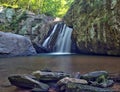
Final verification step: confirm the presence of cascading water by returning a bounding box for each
[55,24,72,52]
[42,23,73,53]
[42,24,58,48]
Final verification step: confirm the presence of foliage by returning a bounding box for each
[10,10,27,33]
[0,0,74,17]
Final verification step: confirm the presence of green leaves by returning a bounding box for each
[0,0,74,17]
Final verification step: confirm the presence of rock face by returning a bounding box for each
[18,13,55,44]
[64,0,120,55]
[0,7,58,53]
[0,31,36,57]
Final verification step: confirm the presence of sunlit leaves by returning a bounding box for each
[0,0,74,17]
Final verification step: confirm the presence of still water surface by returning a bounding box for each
[0,54,120,92]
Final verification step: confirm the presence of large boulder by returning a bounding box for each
[64,0,120,55]
[0,31,36,57]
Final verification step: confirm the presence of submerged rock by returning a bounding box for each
[64,0,120,55]
[0,31,36,57]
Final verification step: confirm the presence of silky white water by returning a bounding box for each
[42,23,73,53]
[42,24,58,48]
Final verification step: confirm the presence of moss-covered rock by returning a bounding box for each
[66,83,114,92]
[64,0,120,55]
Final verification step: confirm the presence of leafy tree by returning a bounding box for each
[0,0,74,17]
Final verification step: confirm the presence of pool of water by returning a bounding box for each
[0,54,120,92]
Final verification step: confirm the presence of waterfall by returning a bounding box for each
[42,23,73,53]
[55,24,72,52]
[42,24,58,47]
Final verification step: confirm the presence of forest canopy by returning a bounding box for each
[0,0,74,17]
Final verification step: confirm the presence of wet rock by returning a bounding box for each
[57,77,88,86]
[81,71,114,88]
[8,74,49,90]
[91,79,114,88]
[8,70,116,92]
[32,70,71,83]
[81,71,108,82]
[66,82,114,92]
[0,31,36,57]
[32,43,50,53]
[100,80,114,88]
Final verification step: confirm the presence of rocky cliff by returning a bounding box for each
[0,7,58,54]
[64,0,120,55]
[0,7,55,45]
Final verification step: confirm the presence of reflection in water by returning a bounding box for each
[54,56,72,73]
